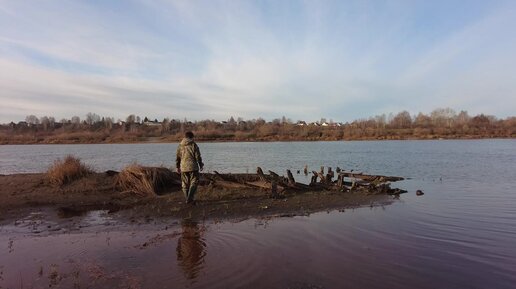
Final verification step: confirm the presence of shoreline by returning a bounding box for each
[1,135,514,146]
[0,172,399,231]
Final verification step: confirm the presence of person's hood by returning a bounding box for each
[181,138,194,146]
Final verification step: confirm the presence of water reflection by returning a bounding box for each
[176,220,207,281]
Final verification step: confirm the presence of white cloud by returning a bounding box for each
[1,1,515,123]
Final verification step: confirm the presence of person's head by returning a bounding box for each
[185,131,194,139]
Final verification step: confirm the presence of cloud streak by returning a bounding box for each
[1,0,515,123]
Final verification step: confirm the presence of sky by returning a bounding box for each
[1,0,515,123]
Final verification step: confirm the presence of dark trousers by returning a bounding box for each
[181,171,199,202]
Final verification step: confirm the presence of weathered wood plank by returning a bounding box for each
[270,172,279,198]
[338,172,404,182]
[286,170,296,187]
[257,167,268,182]
[316,171,327,184]
[310,171,318,186]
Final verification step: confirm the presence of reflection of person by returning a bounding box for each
[176,221,206,281]
[176,131,204,204]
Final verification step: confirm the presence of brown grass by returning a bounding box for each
[47,155,93,185]
[116,164,178,196]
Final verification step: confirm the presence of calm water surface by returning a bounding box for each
[0,140,515,288]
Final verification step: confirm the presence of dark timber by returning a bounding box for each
[202,166,406,198]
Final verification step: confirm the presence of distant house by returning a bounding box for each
[296,121,307,126]
[143,120,161,126]
[321,122,329,127]
[309,122,320,126]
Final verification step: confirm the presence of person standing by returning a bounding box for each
[176,131,204,204]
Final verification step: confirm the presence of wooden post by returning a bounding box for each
[286,170,296,187]
[325,167,334,184]
[257,167,267,182]
[326,173,333,184]
[316,171,327,184]
[310,171,318,186]
[271,174,278,198]
[337,174,344,188]
[268,170,280,179]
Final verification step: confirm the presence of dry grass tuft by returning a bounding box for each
[116,164,177,196]
[47,155,93,185]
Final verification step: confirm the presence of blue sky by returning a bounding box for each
[1,0,515,123]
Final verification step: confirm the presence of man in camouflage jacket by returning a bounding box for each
[176,131,204,204]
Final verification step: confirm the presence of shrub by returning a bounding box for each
[47,155,93,185]
[116,164,177,196]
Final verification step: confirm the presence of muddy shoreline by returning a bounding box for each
[0,172,398,233]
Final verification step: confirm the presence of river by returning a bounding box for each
[0,140,515,288]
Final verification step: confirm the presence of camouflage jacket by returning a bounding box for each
[176,138,203,172]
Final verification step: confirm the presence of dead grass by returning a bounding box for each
[47,155,93,185]
[116,164,178,196]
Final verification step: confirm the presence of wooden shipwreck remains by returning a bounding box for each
[116,165,407,197]
[202,166,407,198]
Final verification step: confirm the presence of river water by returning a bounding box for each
[0,140,515,288]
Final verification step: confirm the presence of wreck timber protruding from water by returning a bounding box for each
[201,167,406,197]
[117,165,407,197]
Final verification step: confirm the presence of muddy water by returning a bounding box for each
[1,140,516,288]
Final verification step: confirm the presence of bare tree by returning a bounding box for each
[103,117,114,129]
[431,108,456,128]
[161,118,170,134]
[374,114,387,129]
[126,114,136,124]
[391,111,412,128]
[85,112,101,126]
[48,117,55,128]
[25,115,39,125]
[40,116,50,131]
[414,112,431,128]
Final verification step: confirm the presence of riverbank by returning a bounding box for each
[0,171,398,232]
[1,134,514,145]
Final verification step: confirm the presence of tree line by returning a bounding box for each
[1,108,514,144]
